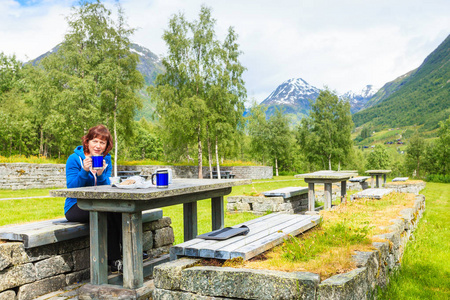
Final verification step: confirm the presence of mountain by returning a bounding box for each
[363,69,415,109]
[258,78,377,123]
[340,85,378,113]
[353,34,450,131]
[29,43,164,121]
[260,78,320,121]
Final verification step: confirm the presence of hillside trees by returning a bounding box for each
[151,6,246,178]
[34,0,143,169]
[296,89,354,170]
[0,53,36,156]
[247,102,292,176]
[366,144,390,170]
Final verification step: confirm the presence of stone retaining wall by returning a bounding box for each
[0,217,174,300]
[152,195,426,299]
[227,193,309,215]
[384,181,426,195]
[0,163,272,190]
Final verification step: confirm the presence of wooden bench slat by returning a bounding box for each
[0,209,163,248]
[198,214,302,258]
[230,216,320,260]
[171,213,283,258]
[214,215,317,259]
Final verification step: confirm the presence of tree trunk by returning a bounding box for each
[197,125,202,179]
[113,94,118,178]
[206,125,213,179]
[275,157,279,177]
[39,128,44,156]
[328,154,332,170]
[207,134,213,179]
[215,135,221,179]
[338,161,341,171]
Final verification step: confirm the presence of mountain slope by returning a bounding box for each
[353,34,450,130]
[29,43,164,121]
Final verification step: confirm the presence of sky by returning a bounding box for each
[1,0,449,103]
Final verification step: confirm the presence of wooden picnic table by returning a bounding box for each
[366,170,392,188]
[50,178,251,298]
[295,171,354,211]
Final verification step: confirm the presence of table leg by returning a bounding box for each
[122,212,143,289]
[211,196,224,231]
[308,183,315,211]
[324,183,332,210]
[383,174,387,187]
[371,176,375,188]
[340,180,347,203]
[376,175,380,188]
[89,211,108,285]
[183,202,198,241]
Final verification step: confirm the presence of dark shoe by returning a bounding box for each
[109,259,123,273]
[143,252,149,261]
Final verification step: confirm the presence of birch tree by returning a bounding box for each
[297,89,353,170]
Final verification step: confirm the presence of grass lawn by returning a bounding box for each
[0,177,448,298]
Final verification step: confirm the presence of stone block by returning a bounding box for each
[0,290,16,300]
[352,251,379,294]
[0,263,36,292]
[372,241,390,288]
[72,248,90,271]
[180,266,320,300]
[147,245,172,258]
[143,216,172,231]
[0,242,29,271]
[154,227,174,248]
[153,288,236,299]
[143,230,154,251]
[17,274,66,300]
[25,243,57,263]
[66,268,90,285]
[153,258,202,290]
[318,268,369,300]
[35,253,73,280]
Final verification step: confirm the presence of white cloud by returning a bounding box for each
[1,0,449,101]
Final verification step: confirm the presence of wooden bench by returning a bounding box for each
[211,171,235,179]
[0,209,163,248]
[348,176,370,183]
[170,212,321,261]
[392,177,409,182]
[262,186,309,198]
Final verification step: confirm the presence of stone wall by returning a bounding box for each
[0,217,174,300]
[152,195,426,299]
[0,163,272,190]
[227,193,309,215]
[385,181,426,195]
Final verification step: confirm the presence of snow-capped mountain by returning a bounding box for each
[261,78,320,108]
[340,85,378,113]
[258,78,378,123]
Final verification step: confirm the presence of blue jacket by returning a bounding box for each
[64,145,112,214]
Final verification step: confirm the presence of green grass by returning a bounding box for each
[0,197,65,226]
[379,182,450,299]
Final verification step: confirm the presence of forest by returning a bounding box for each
[0,1,448,182]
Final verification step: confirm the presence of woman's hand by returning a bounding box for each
[96,160,107,176]
[82,156,92,172]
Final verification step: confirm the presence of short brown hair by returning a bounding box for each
[82,124,113,156]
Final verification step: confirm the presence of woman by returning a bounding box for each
[64,124,123,272]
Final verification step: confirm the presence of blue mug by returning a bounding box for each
[91,156,103,170]
[152,170,169,188]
